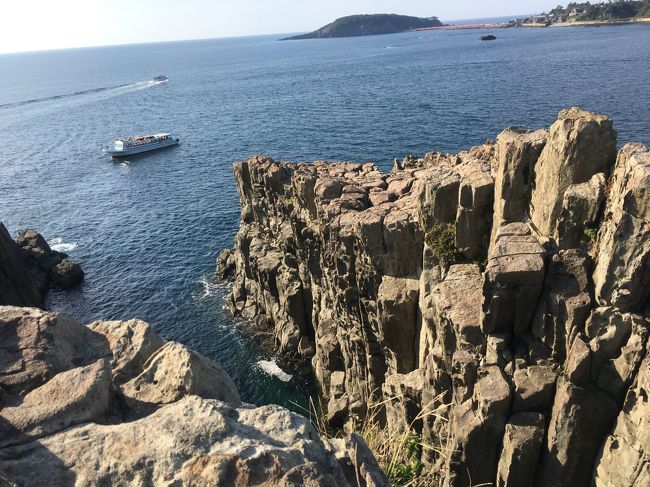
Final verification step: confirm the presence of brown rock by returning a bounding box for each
[529,108,617,243]
[121,341,241,406]
[491,127,547,248]
[496,412,545,487]
[593,143,650,311]
[482,223,546,336]
[0,306,109,396]
[89,319,165,384]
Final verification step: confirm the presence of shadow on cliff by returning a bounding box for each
[0,416,77,486]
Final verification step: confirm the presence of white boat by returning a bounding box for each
[104,133,179,158]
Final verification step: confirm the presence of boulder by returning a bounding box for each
[0,396,362,487]
[0,306,386,486]
[0,359,111,448]
[121,341,241,406]
[0,306,109,396]
[89,319,165,384]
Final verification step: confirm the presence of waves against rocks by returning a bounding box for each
[218,107,650,486]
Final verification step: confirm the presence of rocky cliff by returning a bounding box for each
[218,107,650,486]
[0,223,83,308]
[0,306,387,486]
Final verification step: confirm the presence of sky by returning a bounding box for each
[0,0,569,54]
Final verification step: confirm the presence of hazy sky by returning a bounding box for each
[0,1,566,54]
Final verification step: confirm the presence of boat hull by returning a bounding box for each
[105,138,179,158]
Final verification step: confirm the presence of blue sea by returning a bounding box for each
[1,25,649,409]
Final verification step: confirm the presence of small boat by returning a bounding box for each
[153,75,169,83]
[481,35,497,41]
[104,133,179,158]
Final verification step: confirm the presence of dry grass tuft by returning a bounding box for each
[294,392,453,486]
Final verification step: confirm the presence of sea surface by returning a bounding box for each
[1,25,649,409]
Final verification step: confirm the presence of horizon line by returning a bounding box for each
[0,12,534,56]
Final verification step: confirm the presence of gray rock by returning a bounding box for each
[490,127,546,248]
[496,412,545,487]
[529,107,617,244]
[593,143,650,311]
[482,223,546,336]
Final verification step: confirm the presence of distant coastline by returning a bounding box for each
[281,14,444,40]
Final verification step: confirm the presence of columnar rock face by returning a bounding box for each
[0,224,84,308]
[490,127,546,248]
[529,107,617,245]
[593,143,650,311]
[0,306,387,486]
[218,108,650,486]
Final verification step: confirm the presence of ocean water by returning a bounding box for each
[1,25,649,409]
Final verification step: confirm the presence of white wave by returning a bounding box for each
[198,276,221,298]
[257,360,292,382]
[50,238,78,253]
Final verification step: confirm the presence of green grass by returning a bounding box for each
[423,222,462,269]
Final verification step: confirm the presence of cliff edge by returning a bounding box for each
[218,107,650,486]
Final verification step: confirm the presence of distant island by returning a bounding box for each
[282,14,444,40]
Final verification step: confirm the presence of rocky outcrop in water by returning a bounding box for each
[0,306,387,486]
[0,224,83,308]
[218,107,650,486]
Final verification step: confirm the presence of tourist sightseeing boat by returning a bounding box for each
[104,133,179,158]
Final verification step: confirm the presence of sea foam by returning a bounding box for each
[257,360,292,382]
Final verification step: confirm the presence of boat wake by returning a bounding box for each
[0,79,162,110]
[257,360,293,382]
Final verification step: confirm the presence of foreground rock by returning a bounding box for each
[218,108,650,485]
[0,224,83,308]
[0,306,387,486]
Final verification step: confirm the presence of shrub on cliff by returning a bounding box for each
[423,222,461,269]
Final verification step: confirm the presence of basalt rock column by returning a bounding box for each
[529,108,616,245]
